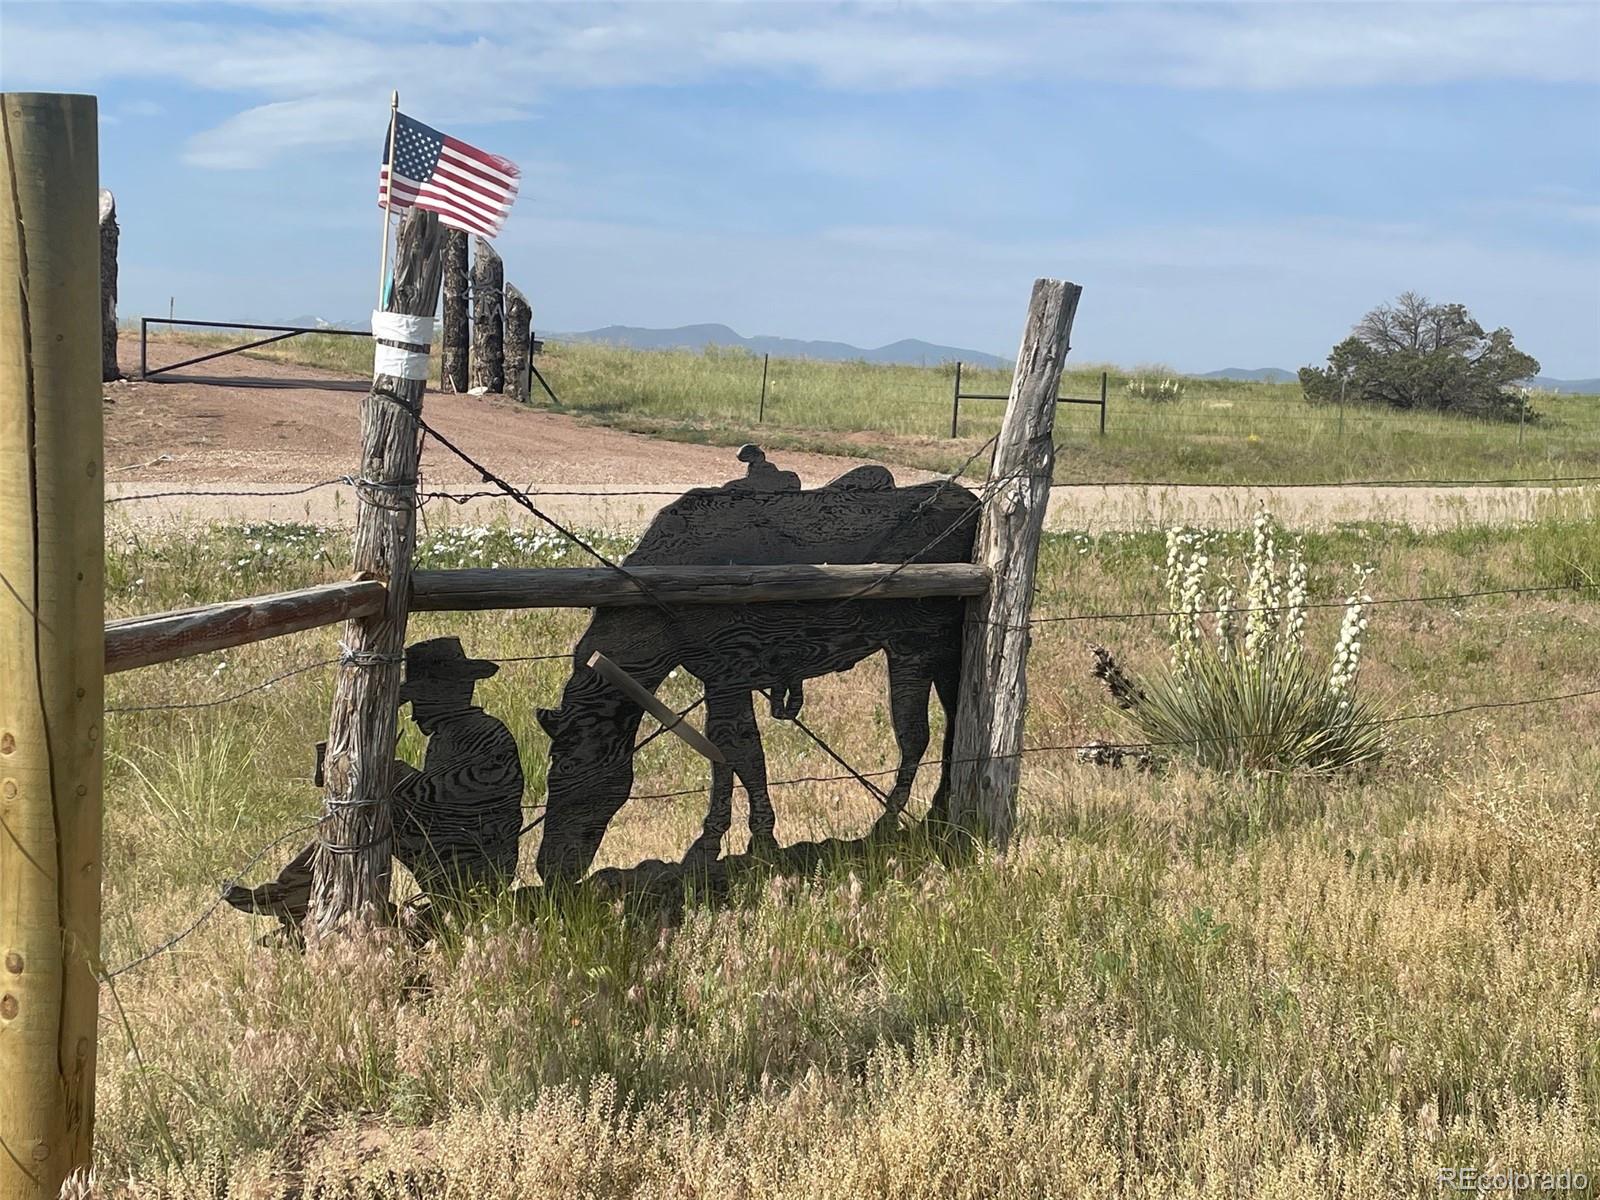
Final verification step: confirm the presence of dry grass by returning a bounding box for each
[91,497,1600,1197]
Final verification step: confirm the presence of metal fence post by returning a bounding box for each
[138,316,147,380]
[951,361,962,439]
[1099,370,1107,436]
[758,352,769,422]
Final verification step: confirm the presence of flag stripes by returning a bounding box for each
[379,112,519,239]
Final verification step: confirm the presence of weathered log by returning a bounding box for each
[105,581,388,674]
[441,228,468,393]
[470,237,503,393]
[100,187,119,382]
[947,278,1082,848]
[504,282,532,403]
[312,210,444,934]
[409,562,989,611]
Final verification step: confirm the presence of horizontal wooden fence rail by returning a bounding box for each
[408,563,991,611]
[103,564,991,674]
[105,580,388,673]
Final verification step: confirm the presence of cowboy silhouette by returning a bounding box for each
[225,637,524,930]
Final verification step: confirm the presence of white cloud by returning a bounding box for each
[2,2,1595,168]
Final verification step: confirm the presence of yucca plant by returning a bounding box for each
[1094,510,1386,773]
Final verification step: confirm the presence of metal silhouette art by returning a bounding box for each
[226,637,524,930]
[536,447,979,885]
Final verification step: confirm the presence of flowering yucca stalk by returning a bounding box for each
[1098,512,1385,773]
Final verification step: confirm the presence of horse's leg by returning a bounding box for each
[737,692,779,856]
[874,653,933,835]
[683,689,773,865]
[927,658,960,826]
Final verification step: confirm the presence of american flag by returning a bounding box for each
[378,112,520,239]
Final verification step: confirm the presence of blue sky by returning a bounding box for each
[3,1,1598,375]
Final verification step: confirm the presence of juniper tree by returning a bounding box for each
[1300,291,1539,419]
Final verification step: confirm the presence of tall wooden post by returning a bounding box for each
[946,278,1081,848]
[311,210,443,933]
[441,228,469,393]
[504,282,532,404]
[0,92,105,1200]
[470,237,503,393]
[98,189,119,383]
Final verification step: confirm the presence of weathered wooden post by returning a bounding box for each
[0,91,104,1200]
[98,188,119,383]
[311,210,444,933]
[946,278,1081,848]
[505,282,532,404]
[441,228,469,393]
[470,237,503,393]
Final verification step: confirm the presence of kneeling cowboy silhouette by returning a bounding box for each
[226,637,524,930]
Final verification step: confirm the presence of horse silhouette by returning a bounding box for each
[535,451,978,885]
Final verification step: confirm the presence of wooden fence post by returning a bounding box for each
[441,228,468,393]
[99,188,119,383]
[311,210,443,933]
[0,91,104,1200]
[470,237,503,393]
[505,282,532,404]
[946,278,1081,848]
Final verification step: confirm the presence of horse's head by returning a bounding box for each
[534,685,644,886]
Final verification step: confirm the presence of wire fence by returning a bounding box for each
[98,418,1600,978]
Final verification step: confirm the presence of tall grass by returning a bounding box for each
[91,504,1600,1196]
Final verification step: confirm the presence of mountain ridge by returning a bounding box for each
[546,323,1008,368]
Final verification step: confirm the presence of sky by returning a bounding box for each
[2,1,1598,375]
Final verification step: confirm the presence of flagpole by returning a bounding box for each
[376,90,399,307]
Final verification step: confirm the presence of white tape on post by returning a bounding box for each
[371,310,436,381]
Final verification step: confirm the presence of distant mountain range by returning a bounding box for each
[1194,367,1299,383]
[546,323,1008,368]
[270,316,1598,394]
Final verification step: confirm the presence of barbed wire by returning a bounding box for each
[101,469,1600,510]
[103,819,321,978]
[103,649,577,717]
[1020,580,1599,629]
[105,658,340,714]
[623,683,1600,803]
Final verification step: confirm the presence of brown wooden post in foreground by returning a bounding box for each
[505,282,532,403]
[946,278,1081,848]
[311,209,444,933]
[441,227,468,393]
[0,91,105,1200]
[98,188,119,382]
[470,237,503,393]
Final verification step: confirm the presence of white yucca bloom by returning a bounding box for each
[1284,545,1309,648]
[1214,584,1236,660]
[1328,564,1375,701]
[1244,508,1278,663]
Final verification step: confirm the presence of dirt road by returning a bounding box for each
[107,343,1582,533]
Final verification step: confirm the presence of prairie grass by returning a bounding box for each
[135,329,1600,485]
[92,499,1600,1197]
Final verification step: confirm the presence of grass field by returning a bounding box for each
[93,491,1600,1197]
[137,328,1600,485]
